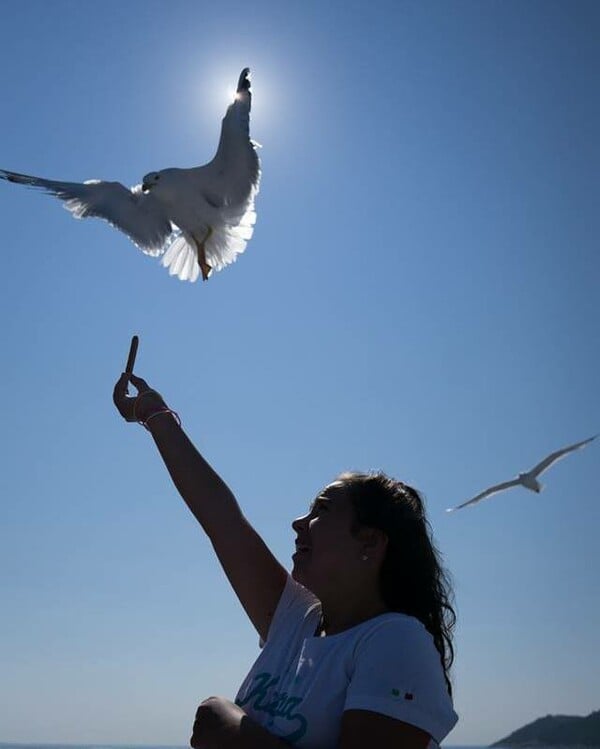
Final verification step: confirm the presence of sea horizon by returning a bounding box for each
[0,741,488,749]
[0,743,490,748]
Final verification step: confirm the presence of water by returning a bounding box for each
[0,745,189,749]
[0,744,490,749]
[0,745,494,749]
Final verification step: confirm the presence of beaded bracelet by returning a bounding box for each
[139,408,182,431]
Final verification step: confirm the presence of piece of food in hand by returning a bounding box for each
[125,335,139,375]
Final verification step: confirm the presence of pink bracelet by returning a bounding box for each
[132,389,163,423]
[139,408,182,431]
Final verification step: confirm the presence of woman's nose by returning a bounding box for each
[292,514,308,533]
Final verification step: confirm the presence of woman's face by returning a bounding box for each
[291,481,366,595]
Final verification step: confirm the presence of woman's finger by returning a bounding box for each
[113,373,138,421]
[113,372,130,406]
[129,374,151,393]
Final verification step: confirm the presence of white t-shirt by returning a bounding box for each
[234,575,458,748]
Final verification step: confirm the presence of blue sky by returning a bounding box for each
[0,0,598,744]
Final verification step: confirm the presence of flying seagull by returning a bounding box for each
[0,68,260,283]
[447,434,597,512]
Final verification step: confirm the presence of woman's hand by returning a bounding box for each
[191,696,289,749]
[112,372,167,424]
[191,697,247,749]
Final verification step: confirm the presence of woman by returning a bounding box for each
[113,371,458,749]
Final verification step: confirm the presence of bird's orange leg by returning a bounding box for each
[193,227,213,281]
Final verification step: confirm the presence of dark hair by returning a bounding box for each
[337,471,456,696]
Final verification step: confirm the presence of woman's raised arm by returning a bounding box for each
[113,371,287,643]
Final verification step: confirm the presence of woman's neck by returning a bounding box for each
[317,592,390,636]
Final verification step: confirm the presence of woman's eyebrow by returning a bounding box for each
[309,495,332,511]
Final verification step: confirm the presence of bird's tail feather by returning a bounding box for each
[204,204,256,271]
[161,201,256,283]
[161,232,200,283]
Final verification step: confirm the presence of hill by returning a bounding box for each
[492,710,600,747]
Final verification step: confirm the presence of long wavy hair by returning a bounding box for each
[337,471,456,696]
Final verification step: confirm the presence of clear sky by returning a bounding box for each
[0,0,598,745]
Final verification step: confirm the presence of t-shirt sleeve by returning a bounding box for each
[259,574,320,648]
[344,618,458,743]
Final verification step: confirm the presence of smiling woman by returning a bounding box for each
[113,367,458,749]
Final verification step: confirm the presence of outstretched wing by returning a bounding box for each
[208,67,261,204]
[161,68,261,280]
[531,435,597,478]
[190,67,260,218]
[447,478,521,512]
[0,168,173,256]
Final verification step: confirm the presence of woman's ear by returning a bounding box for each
[357,526,388,559]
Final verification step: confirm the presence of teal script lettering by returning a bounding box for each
[236,671,308,743]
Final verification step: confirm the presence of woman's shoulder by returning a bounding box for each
[350,611,442,665]
[345,613,458,743]
[346,612,457,742]
[354,610,431,641]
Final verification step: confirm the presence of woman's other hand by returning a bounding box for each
[191,696,289,748]
[191,697,246,749]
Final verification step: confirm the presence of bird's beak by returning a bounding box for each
[141,183,150,193]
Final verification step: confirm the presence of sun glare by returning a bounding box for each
[182,63,287,144]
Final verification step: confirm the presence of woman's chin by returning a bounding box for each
[291,565,311,588]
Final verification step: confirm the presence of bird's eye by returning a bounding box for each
[155,175,160,181]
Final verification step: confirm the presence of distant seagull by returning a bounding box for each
[447,435,597,512]
[0,68,260,283]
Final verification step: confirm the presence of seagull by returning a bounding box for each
[0,68,260,283]
[447,434,597,512]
